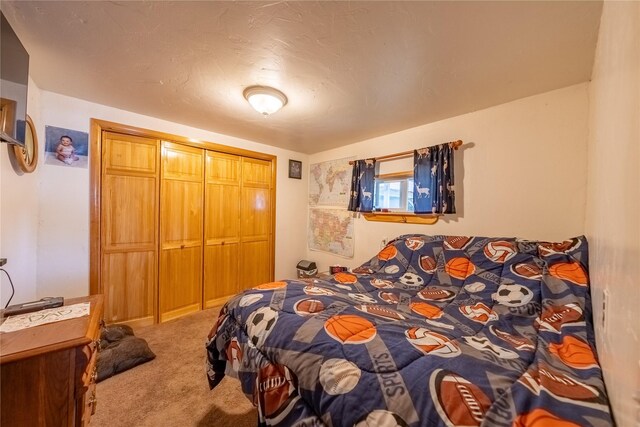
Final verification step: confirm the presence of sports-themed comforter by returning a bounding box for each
[206,235,613,426]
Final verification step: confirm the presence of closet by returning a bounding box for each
[92,122,275,326]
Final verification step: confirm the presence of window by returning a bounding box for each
[374,174,414,212]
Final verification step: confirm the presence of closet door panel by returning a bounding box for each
[203,243,239,308]
[162,143,203,181]
[161,180,203,244]
[240,187,270,239]
[102,175,156,249]
[242,158,271,187]
[207,152,240,183]
[205,184,240,240]
[159,142,204,322]
[239,157,273,289]
[101,133,159,325]
[203,152,241,305]
[240,158,271,241]
[159,247,202,322]
[103,133,157,175]
[239,240,271,289]
[102,251,155,326]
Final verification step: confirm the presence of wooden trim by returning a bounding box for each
[377,171,413,180]
[204,295,233,309]
[160,303,201,323]
[92,119,276,161]
[349,139,463,165]
[363,212,440,225]
[162,140,203,155]
[114,316,155,330]
[199,142,206,316]
[89,120,102,295]
[101,245,157,254]
[0,98,16,143]
[205,237,240,246]
[154,135,161,324]
[161,241,203,250]
[270,157,277,282]
[12,114,39,173]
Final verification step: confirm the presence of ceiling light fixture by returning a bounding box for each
[243,86,288,116]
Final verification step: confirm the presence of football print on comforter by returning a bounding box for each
[206,235,613,427]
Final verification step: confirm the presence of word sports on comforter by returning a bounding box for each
[206,234,613,427]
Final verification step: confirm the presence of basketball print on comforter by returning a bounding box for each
[206,234,613,426]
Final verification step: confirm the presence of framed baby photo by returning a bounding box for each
[289,159,302,179]
[44,125,89,169]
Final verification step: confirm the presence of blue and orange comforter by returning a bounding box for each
[206,235,613,426]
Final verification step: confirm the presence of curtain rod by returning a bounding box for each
[348,140,463,165]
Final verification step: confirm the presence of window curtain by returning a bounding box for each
[413,142,456,214]
[348,159,376,212]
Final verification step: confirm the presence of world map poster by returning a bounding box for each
[309,157,353,207]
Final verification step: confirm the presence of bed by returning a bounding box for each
[206,234,613,426]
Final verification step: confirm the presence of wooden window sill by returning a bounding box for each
[363,212,440,224]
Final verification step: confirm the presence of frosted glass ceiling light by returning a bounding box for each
[243,86,288,116]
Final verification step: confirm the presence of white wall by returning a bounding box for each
[307,83,590,271]
[31,91,308,301]
[585,2,640,426]
[0,77,42,307]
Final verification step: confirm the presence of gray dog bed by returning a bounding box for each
[96,324,156,382]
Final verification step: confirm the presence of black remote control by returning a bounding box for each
[2,297,65,317]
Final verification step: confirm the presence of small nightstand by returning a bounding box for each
[0,295,104,427]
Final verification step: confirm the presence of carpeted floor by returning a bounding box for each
[92,307,257,427]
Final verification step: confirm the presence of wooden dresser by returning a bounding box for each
[0,295,104,427]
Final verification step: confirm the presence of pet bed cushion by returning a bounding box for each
[96,324,155,382]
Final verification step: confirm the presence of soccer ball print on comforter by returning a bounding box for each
[206,235,613,427]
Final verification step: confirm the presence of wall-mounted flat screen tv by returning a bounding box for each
[1,11,29,148]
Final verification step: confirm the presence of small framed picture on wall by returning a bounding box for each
[289,159,302,179]
[44,125,89,169]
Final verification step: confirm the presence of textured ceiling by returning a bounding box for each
[1,1,602,154]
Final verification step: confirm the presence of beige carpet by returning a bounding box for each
[92,307,257,427]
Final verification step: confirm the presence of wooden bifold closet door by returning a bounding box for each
[203,152,241,308]
[240,158,272,288]
[101,132,159,327]
[94,122,275,325]
[159,142,204,322]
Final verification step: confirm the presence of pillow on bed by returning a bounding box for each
[96,325,155,382]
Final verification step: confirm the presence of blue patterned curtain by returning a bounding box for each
[413,143,456,214]
[348,159,376,212]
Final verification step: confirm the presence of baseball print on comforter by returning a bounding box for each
[206,235,613,426]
